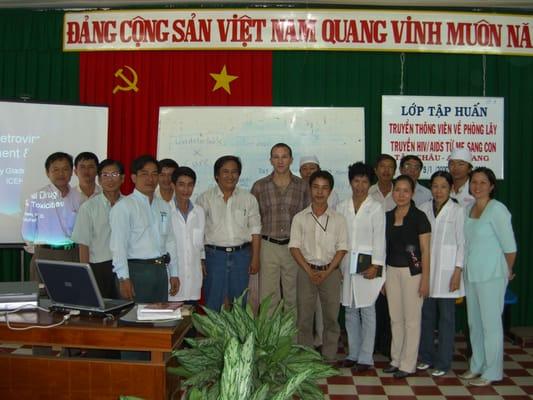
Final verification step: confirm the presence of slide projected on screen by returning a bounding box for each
[0,101,108,244]
[157,107,365,201]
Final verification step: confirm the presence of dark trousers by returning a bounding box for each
[419,297,456,371]
[121,260,169,361]
[204,246,250,311]
[375,293,392,358]
[90,260,119,299]
[128,260,168,303]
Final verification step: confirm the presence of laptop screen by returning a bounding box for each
[36,260,104,309]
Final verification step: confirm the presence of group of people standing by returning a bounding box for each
[337,148,516,388]
[21,143,516,387]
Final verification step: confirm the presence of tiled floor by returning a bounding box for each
[2,335,532,399]
[320,335,533,399]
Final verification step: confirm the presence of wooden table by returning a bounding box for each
[0,308,191,399]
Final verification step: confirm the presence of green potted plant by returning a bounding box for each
[169,293,338,399]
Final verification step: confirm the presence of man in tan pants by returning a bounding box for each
[251,143,309,315]
[289,170,348,362]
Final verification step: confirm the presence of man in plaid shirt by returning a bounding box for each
[251,143,309,315]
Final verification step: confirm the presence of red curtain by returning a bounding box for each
[79,50,272,192]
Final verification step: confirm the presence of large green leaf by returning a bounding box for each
[170,294,338,398]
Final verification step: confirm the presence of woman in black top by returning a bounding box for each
[383,175,431,378]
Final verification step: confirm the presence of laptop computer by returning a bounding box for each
[36,259,133,315]
[0,281,39,311]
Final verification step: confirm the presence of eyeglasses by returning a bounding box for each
[403,163,421,171]
[101,172,121,178]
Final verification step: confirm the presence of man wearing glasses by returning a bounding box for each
[71,159,125,298]
[399,155,432,206]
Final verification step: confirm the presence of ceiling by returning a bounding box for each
[0,0,532,11]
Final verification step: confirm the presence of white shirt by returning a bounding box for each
[451,179,474,208]
[71,193,122,263]
[21,184,81,246]
[155,185,175,204]
[419,199,465,298]
[168,201,205,302]
[414,183,432,207]
[289,205,349,266]
[196,186,261,246]
[369,183,396,212]
[76,184,101,204]
[337,197,386,307]
[109,189,178,279]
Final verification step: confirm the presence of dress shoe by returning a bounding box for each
[383,365,399,373]
[459,370,480,380]
[338,359,357,368]
[393,370,412,379]
[356,363,372,372]
[469,377,492,386]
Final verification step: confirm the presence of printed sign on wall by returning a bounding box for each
[382,96,504,179]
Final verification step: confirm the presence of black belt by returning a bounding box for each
[129,253,169,266]
[40,243,77,250]
[205,243,250,253]
[262,235,290,245]
[309,263,329,271]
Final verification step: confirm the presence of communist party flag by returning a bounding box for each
[79,50,272,192]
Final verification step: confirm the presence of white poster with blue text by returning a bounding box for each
[381,96,504,179]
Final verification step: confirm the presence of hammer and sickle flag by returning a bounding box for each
[113,65,139,94]
[79,50,272,194]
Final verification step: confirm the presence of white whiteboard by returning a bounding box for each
[157,107,365,201]
[0,101,108,244]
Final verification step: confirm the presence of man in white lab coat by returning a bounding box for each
[168,166,205,304]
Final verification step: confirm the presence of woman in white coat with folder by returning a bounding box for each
[338,162,386,371]
[417,170,465,377]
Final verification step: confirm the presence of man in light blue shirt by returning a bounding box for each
[110,155,179,303]
[71,159,125,298]
[22,152,81,281]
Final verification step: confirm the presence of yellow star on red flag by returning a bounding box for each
[210,65,238,94]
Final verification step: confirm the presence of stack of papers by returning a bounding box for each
[136,302,183,321]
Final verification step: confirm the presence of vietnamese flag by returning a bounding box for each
[79,50,272,192]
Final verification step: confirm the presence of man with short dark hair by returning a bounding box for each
[74,152,100,202]
[157,158,179,203]
[252,143,309,315]
[196,156,261,310]
[168,166,205,303]
[289,170,348,362]
[22,152,81,280]
[71,159,125,298]
[369,154,397,212]
[399,155,432,206]
[110,155,179,303]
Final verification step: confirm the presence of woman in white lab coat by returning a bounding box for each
[338,162,386,371]
[417,170,465,377]
[168,167,206,303]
